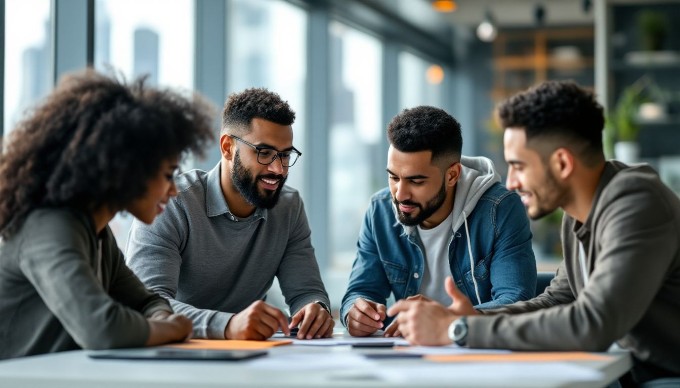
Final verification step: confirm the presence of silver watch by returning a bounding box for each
[447,317,468,346]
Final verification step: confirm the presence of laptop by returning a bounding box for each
[88,348,268,361]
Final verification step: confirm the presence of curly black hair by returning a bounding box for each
[221,88,295,135]
[0,69,216,239]
[497,80,605,164]
[387,106,462,164]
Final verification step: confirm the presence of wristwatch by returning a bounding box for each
[314,300,331,315]
[447,316,468,346]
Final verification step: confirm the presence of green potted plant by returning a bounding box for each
[638,11,668,51]
[606,83,648,163]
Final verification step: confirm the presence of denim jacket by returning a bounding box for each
[341,156,536,326]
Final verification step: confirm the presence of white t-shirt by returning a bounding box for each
[417,211,454,306]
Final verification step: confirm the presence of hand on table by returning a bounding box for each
[346,298,386,337]
[146,313,193,346]
[289,302,334,339]
[225,300,289,340]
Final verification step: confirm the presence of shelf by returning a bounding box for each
[492,27,594,101]
[494,56,593,70]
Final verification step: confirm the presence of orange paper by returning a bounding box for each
[166,339,292,350]
[425,352,612,363]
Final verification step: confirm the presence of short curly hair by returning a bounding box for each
[387,106,462,164]
[221,88,295,135]
[0,69,215,238]
[497,80,605,164]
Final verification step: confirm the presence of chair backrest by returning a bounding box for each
[536,271,555,297]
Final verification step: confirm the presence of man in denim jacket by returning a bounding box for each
[341,106,536,337]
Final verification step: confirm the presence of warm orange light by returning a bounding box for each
[426,65,445,85]
[432,0,457,13]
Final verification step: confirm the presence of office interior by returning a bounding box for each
[2,0,679,316]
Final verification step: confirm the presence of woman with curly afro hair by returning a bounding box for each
[0,70,215,359]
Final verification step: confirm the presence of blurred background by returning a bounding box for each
[2,0,679,316]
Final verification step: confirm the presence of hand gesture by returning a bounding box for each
[387,277,478,346]
[383,294,430,337]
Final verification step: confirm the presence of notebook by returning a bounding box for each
[88,348,268,361]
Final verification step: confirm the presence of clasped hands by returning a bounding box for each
[346,277,478,345]
[225,300,334,340]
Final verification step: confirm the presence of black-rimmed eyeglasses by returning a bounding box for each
[229,135,302,167]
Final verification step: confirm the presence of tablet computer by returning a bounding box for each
[88,348,268,361]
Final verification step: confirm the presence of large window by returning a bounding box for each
[228,0,307,197]
[3,0,51,138]
[95,0,195,249]
[399,51,445,110]
[327,21,383,307]
[94,0,194,89]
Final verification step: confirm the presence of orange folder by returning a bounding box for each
[425,352,612,363]
[166,339,293,350]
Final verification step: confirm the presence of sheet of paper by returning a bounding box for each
[425,351,612,362]
[289,336,410,347]
[396,345,512,355]
[373,362,604,383]
[165,339,292,350]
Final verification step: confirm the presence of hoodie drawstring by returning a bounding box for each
[462,210,482,305]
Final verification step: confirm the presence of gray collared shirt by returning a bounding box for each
[125,162,329,339]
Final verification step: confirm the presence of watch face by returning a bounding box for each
[453,324,464,338]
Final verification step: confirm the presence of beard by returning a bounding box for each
[232,150,287,209]
[393,181,447,227]
[526,168,564,220]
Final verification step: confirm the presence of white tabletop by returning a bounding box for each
[0,341,632,388]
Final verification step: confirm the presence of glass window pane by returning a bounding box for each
[328,21,383,306]
[95,0,195,249]
[3,0,51,139]
[228,0,307,197]
[399,51,444,109]
[95,0,194,89]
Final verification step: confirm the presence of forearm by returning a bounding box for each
[170,298,233,339]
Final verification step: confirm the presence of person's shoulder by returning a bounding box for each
[601,164,680,216]
[370,187,391,201]
[18,208,90,245]
[23,207,85,231]
[479,182,519,204]
[175,168,209,194]
[605,164,674,201]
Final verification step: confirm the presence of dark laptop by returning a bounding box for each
[88,348,268,361]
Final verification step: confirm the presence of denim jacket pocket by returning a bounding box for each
[464,257,490,283]
[381,260,408,285]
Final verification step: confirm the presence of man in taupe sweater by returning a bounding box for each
[388,81,680,385]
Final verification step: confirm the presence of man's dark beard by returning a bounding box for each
[393,181,447,226]
[232,150,287,209]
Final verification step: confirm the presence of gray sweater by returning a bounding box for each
[0,208,172,359]
[468,161,680,374]
[126,163,330,339]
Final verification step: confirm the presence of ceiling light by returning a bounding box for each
[476,10,497,42]
[432,0,457,13]
[426,65,445,85]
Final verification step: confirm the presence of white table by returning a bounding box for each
[0,343,631,388]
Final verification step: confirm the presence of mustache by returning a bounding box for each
[258,173,286,180]
[396,200,420,208]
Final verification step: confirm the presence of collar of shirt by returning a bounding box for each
[205,162,267,222]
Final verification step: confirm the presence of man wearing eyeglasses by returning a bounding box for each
[126,88,333,340]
